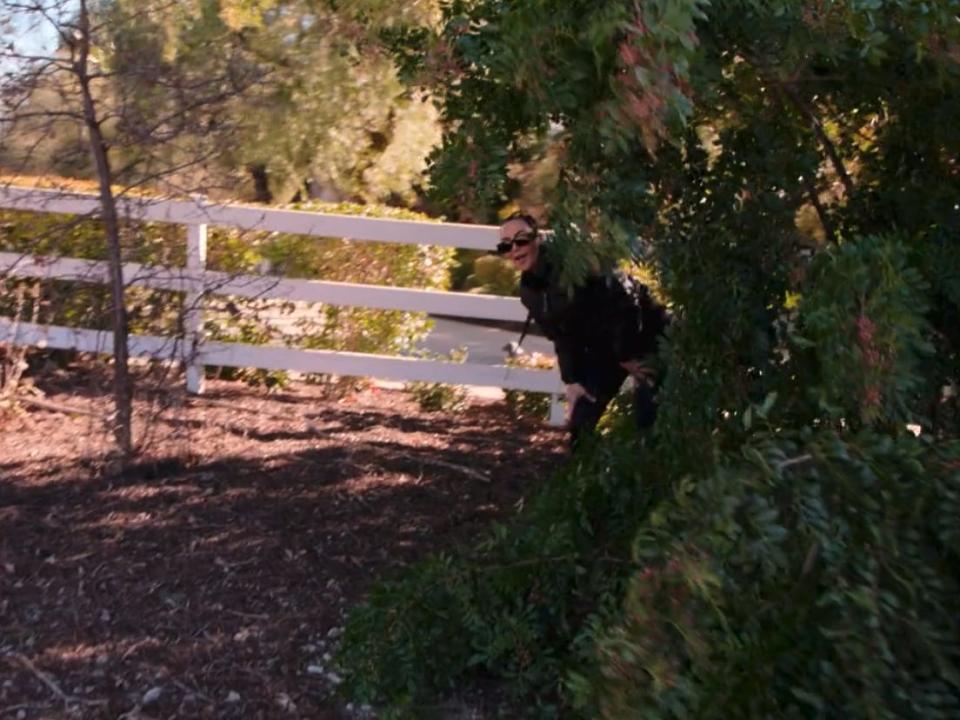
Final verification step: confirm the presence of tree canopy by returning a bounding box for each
[1,0,444,204]
[378,0,960,441]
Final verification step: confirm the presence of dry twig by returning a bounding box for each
[417,457,491,483]
[18,395,107,418]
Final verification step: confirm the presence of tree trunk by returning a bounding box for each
[248,164,273,203]
[76,0,133,459]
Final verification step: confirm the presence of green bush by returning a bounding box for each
[503,351,556,421]
[0,199,456,379]
[449,248,485,291]
[204,201,455,365]
[0,209,183,333]
[336,0,960,714]
[569,431,960,719]
[572,429,960,719]
[404,347,469,412]
[336,233,960,718]
[339,428,960,720]
[464,253,519,296]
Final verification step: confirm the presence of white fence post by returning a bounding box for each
[548,393,565,427]
[185,223,208,394]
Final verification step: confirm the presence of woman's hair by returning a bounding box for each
[502,210,539,234]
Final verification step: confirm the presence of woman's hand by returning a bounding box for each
[565,383,596,421]
[620,359,656,382]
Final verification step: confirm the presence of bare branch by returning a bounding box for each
[1,109,84,121]
[777,81,856,200]
[801,172,837,244]
[5,652,108,709]
[742,54,857,203]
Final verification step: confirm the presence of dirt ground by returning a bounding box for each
[0,371,564,719]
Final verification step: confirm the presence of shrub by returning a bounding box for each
[0,208,183,334]
[572,429,960,720]
[464,253,519,296]
[336,234,960,718]
[503,351,556,421]
[205,201,455,364]
[337,0,960,714]
[404,347,469,412]
[0,195,456,383]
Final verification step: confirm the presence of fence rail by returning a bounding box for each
[0,186,499,249]
[0,252,526,321]
[0,186,565,423]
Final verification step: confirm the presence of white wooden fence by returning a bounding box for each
[0,186,565,423]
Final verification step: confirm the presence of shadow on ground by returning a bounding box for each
[0,378,564,719]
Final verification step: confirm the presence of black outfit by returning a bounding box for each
[518,244,667,444]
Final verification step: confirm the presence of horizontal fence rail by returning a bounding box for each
[0,186,566,423]
[0,186,500,250]
[0,252,528,322]
[0,320,562,393]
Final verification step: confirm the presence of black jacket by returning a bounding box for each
[519,246,666,384]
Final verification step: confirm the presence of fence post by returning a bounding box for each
[548,393,565,427]
[185,223,207,394]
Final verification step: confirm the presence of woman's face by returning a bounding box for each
[498,218,540,273]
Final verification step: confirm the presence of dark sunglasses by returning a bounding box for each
[496,233,536,255]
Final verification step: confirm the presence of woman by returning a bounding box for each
[498,212,667,444]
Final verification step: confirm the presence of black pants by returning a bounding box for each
[568,360,658,446]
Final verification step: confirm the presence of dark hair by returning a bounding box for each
[502,210,538,234]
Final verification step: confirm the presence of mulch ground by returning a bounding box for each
[0,370,564,719]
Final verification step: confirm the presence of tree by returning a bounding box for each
[3,1,446,205]
[96,0,443,205]
[1,0,139,456]
[0,0,259,458]
[337,1,960,716]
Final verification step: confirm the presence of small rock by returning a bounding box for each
[142,686,163,705]
[99,609,111,623]
[306,664,324,675]
[325,671,342,686]
[17,710,26,720]
[225,691,241,704]
[326,626,343,639]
